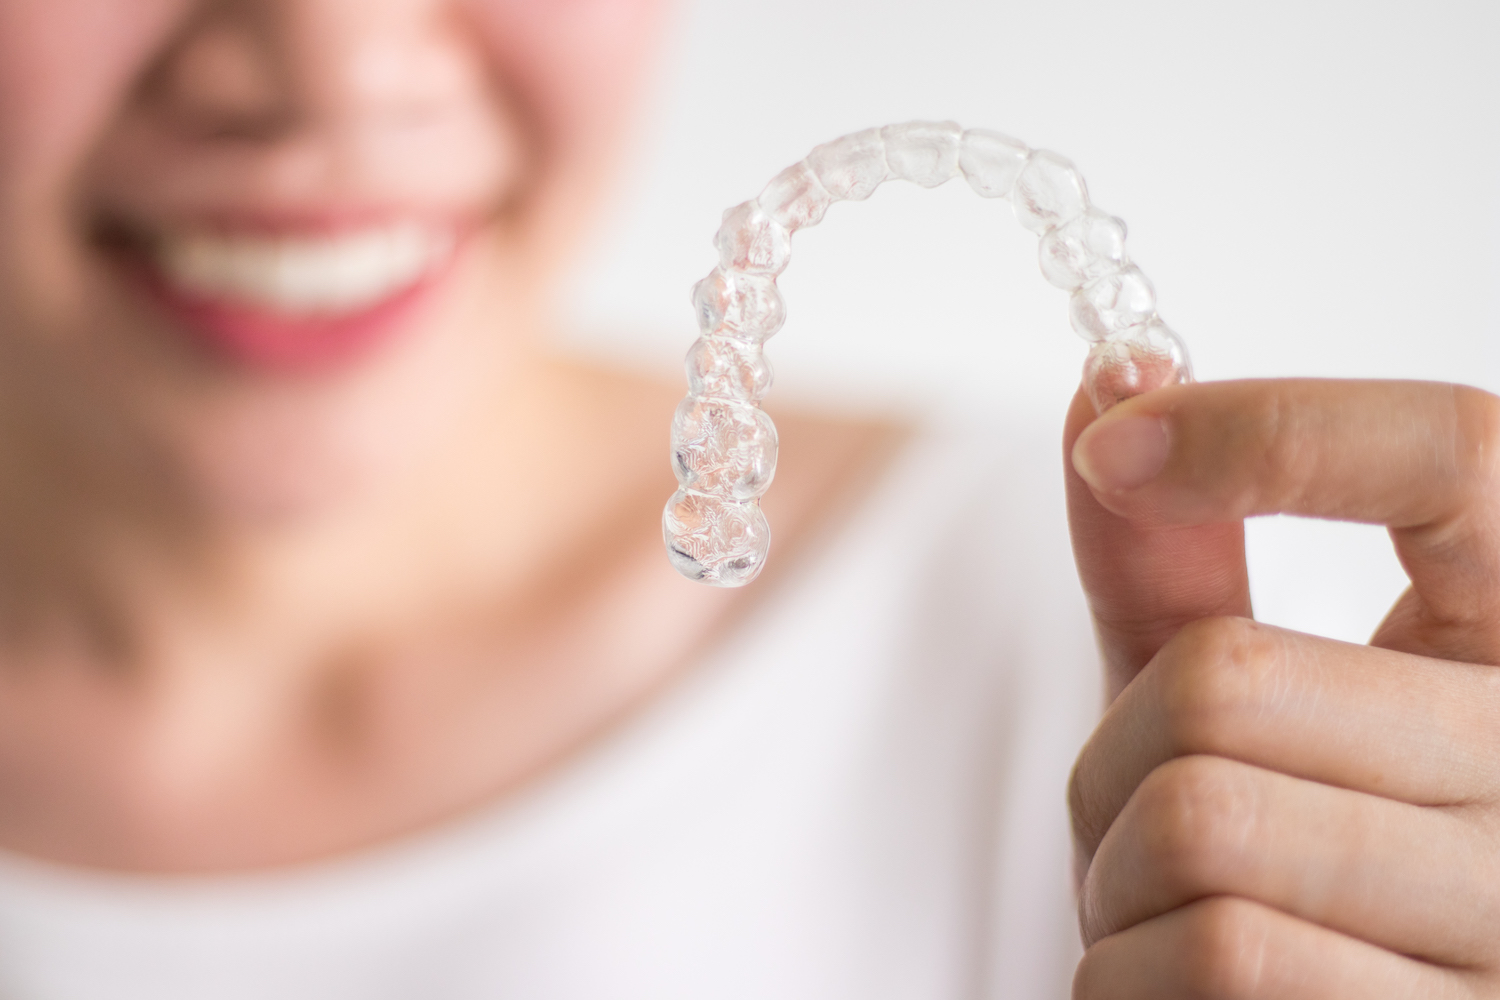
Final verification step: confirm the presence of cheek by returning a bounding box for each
[0,0,185,325]
[463,0,668,158]
[462,0,669,271]
[0,0,186,199]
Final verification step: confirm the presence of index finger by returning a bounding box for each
[1072,379,1500,667]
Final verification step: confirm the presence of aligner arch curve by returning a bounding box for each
[666,121,1192,586]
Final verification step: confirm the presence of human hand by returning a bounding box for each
[1064,379,1500,998]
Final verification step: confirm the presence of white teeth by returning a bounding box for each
[154,222,455,316]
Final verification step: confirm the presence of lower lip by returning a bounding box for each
[122,242,462,372]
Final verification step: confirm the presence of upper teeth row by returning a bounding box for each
[154,223,455,316]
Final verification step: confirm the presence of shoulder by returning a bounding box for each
[757,404,912,579]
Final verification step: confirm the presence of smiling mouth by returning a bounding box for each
[155,222,456,316]
[99,217,466,370]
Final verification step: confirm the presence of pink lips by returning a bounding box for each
[139,263,450,371]
[115,218,467,372]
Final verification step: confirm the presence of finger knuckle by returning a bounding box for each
[1068,739,1126,860]
[1251,383,1323,510]
[1071,942,1113,1000]
[1158,617,1275,753]
[1181,897,1273,1000]
[1134,756,1257,893]
[1074,897,1275,1000]
[1067,755,1106,856]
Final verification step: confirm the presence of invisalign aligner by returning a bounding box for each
[665,121,1192,587]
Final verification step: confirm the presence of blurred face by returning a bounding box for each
[0,0,664,523]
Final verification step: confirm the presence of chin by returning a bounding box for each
[189,431,381,527]
[162,389,399,528]
[82,225,513,530]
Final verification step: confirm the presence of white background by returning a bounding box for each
[558,0,1500,645]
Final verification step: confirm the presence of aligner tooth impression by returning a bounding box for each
[666,122,1193,587]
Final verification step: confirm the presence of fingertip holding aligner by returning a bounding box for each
[1082,321,1192,413]
[667,121,1194,585]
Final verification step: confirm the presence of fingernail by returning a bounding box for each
[1073,415,1170,493]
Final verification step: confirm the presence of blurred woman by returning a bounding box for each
[0,1,1091,995]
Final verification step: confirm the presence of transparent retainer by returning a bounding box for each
[665,121,1192,587]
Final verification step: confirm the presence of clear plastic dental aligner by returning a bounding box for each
[666,121,1192,587]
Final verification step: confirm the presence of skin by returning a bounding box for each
[0,0,901,871]
[1066,379,1500,998]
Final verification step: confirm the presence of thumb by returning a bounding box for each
[1064,386,1250,700]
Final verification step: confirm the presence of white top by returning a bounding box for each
[0,416,1099,1000]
